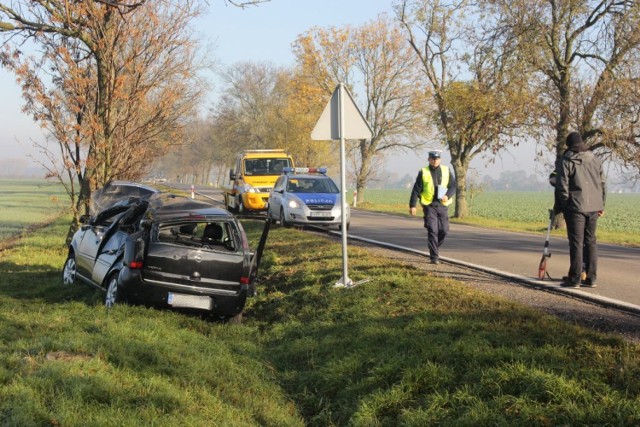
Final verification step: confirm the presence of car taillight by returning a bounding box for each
[129,261,144,269]
[240,276,250,284]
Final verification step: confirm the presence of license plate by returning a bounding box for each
[309,211,332,217]
[167,292,212,310]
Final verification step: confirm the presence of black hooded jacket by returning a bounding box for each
[556,149,606,213]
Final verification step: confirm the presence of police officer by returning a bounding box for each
[409,150,457,264]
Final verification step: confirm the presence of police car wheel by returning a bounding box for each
[280,207,290,227]
[339,222,351,232]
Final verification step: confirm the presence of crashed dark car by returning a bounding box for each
[62,192,255,322]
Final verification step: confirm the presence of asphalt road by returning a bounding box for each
[179,184,640,312]
[349,209,640,309]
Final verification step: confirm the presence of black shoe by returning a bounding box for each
[560,276,580,288]
[581,279,597,288]
[430,258,440,265]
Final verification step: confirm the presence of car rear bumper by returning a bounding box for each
[119,268,247,316]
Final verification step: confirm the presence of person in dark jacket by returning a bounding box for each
[555,132,606,287]
[409,150,457,264]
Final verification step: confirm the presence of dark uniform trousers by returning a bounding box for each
[564,210,599,284]
[423,203,449,260]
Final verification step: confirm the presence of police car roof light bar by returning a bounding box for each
[282,167,327,175]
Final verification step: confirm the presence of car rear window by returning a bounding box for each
[155,221,238,252]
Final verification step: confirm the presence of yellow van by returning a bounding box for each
[223,149,294,214]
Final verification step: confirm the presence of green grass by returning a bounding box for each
[0,179,68,241]
[2,180,640,425]
[353,189,640,246]
[2,211,640,425]
[0,216,304,426]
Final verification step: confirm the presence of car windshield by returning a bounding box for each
[286,177,339,194]
[244,158,291,176]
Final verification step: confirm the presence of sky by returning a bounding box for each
[0,0,546,181]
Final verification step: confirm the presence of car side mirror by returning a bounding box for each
[79,214,92,225]
[140,219,152,230]
[229,169,236,180]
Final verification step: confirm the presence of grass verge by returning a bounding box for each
[1,217,640,425]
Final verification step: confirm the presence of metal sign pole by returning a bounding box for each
[311,82,371,289]
[338,83,352,287]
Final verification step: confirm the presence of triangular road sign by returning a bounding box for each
[311,84,373,141]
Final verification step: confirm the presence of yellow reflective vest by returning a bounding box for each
[420,165,453,206]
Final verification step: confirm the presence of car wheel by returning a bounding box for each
[104,273,121,308]
[280,207,290,227]
[62,254,77,285]
[339,222,351,232]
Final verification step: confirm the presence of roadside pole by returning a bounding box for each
[311,82,373,288]
[338,84,350,287]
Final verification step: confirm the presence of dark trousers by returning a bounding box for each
[564,210,599,284]
[423,204,449,260]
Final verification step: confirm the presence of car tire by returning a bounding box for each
[62,253,77,285]
[339,222,351,232]
[104,273,121,308]
[280,207,290,227]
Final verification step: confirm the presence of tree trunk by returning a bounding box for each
[355,178,366,204]
[355,141,373,204]
[450,158,470,218]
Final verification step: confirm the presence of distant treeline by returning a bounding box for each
[376,169,638,193]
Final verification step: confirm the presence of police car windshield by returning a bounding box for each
[244,158,292,176]
[287,177,339,194]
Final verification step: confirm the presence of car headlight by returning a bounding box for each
[288,199,300,209]
[244,184,257,193]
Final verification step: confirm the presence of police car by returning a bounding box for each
[267,167,350,230]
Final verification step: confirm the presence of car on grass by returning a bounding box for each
[266,167,350,230]
[62,192,255,323]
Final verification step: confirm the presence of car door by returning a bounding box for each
[76,221,110,279]
[76,204,132,285]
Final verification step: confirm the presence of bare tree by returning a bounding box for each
[292,14,431,203]
[487,0,640,173]
[1,0,206,225]
[211,61,336,170]
[396,0,532,217]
